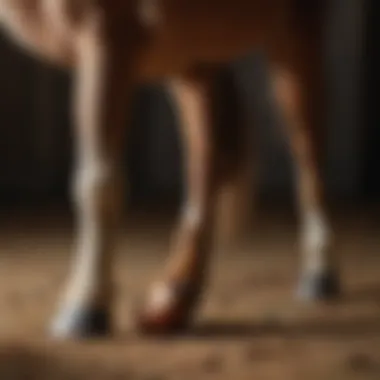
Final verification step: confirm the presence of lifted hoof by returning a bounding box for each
[49,306,111,339]
[297,269,341,301]
[135,281,203,336]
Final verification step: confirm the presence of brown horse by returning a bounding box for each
[0,0,339,337]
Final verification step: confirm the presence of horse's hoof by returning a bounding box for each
[135,281,202,336]
[135,307,190,336]
[49,305,111,339]
[297,269,341,301]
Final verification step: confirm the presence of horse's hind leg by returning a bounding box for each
[50,19,131,338]
[212,67,253,248]
[137,68,221,333]
[269,31,341,301]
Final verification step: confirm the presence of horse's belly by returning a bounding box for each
[135,2,284,81]
[135,29,260,82]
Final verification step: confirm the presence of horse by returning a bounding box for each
[0,0,339,338]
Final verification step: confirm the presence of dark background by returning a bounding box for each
[0,0,378,214]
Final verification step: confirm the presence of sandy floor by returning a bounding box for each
[0,211,379,379]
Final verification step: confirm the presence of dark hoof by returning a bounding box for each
[49,306,111,339]
[136,281,203,336]
[297,269,341,301]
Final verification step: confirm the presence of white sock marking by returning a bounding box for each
[301,208,332,274]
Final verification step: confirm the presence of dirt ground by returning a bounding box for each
[0,210,379,379]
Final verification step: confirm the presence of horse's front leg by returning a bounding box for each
[270,37,341,301]
[50,17,131,339]
[137,69,220,333]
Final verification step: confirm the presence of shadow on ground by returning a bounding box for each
[188,315,380,340]
[0,346,131,380]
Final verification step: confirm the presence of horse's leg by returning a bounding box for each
[50,20,131,338]
[212,67,252,248]
[137,68,220,333]
[270,34,340,301]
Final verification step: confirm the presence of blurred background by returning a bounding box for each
[0,0,378,215]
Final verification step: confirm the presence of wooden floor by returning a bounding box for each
[0,210,379,379]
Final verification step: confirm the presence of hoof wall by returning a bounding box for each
[50,306,111,339]
[135,311,190,336]
[297,270,341,301]
[135,281,202,336]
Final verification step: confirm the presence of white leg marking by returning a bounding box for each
[181,201,203,229]
[60,159,117,308]
[301,208,332,274]
[145,282,176,314]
